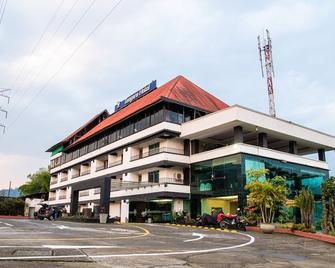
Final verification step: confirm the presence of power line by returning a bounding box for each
[6,0,123,130]
[0,0,7,25]
[10,0,95,112]
[10,0,65,97]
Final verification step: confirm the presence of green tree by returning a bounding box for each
[19,168,50,196]
[295,188,314,229]
[321,177,335,234]
[245,168,288,224]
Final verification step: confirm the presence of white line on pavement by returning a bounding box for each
[0,232,255,260]
[3,223,13,227]
[184,233,205,242]
[42,245,119,249]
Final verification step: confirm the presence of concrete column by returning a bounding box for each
[173,199,183,212]
[184,139,190,156]
[99,177,111,215]
[70,190,79,215]
[318,149,326,162]
[234,126,243,144]
[120,200,129,223]
[258,132,268,148]
[289,141,298,155]
[191,140,199,154]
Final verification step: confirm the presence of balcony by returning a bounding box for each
[108,159,123,168]
[111,177,184,192]
[59,194,67,200]
[94,188,101,195]
[130,147,185,161]
[72,173,80,179]
[60,177,68,182]
[50,180,58,185]
[80,170,90,176]
[49,196,56,201]
[79,191,89,197]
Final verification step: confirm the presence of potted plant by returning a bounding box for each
[245,168,288,234]
[99,207,108,224]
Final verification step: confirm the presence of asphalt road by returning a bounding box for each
[0,218,334,267]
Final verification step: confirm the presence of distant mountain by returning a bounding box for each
[0,188,20,197]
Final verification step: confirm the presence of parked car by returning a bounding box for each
[35,204,62,220]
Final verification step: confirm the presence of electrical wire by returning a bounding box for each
[0,0,7,25]
[6,0,123,130]
[10,0,65,97]
[10,0,95,111]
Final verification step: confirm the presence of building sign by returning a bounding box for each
[114,80,157,112]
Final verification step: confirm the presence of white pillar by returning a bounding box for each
[120,199,129,223]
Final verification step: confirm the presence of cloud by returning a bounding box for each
[0,153,48,189]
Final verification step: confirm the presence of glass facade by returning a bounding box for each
[191,153,329,226]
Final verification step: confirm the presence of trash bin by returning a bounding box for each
[99,213,108,224]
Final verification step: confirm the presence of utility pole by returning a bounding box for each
[0,88,11,134]
[258,30,276,117]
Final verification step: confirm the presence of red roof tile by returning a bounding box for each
[69,75,228,148]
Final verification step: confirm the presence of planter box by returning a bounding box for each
[246,226,335,245]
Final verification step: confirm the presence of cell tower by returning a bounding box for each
[0,88,11,134]
[258,29,276,117]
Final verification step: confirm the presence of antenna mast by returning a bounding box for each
[258,29,276,117]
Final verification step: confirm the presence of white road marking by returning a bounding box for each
[56,225,70,230]
[3,223,13,227]
[43,245,119,249]
[184,232,205,242]
[0,232,255,260]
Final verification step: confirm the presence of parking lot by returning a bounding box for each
[0,219,334,267]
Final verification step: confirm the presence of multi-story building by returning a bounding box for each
[47,75,335,224]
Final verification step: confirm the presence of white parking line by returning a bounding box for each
[184,233,205,242]
[43,245,119,249]
[0,232,255,260]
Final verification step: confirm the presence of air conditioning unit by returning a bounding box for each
[174,172,183,182]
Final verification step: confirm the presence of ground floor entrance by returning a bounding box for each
[201,195,238,215]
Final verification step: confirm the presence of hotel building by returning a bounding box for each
[47,75,335,224]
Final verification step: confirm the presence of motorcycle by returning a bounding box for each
[219,211,246,231]
[196,208,247,231]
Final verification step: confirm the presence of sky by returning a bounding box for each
[0,0,334,189]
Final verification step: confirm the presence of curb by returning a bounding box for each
[166,223,238,233]
[246,226,335,245]
[0,215,29,219]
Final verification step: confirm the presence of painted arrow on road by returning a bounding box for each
[183,233,205,242]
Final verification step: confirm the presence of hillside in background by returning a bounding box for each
[0,188,20,197]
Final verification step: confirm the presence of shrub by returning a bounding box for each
[0,198,25,216]
[291,223,316,233]
[295,188,314,229]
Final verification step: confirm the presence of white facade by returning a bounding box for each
[48,105,335,222]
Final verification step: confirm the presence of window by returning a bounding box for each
[138,174,142,183]
[148,170,159,183]
[149,143,160,155]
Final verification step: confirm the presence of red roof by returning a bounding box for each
[69,75,228,148]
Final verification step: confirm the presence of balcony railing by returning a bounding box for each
[111,177,184,192]
[130,147,185,161]
[79,191,90,197]
[50,180,58,185]
[59,194,67,200]
[80,170,91,176]
[49,196,56,201]
[72,173,80,179]
[60,177,68,182]
[94,188,101,195]
[108,159,123,168]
